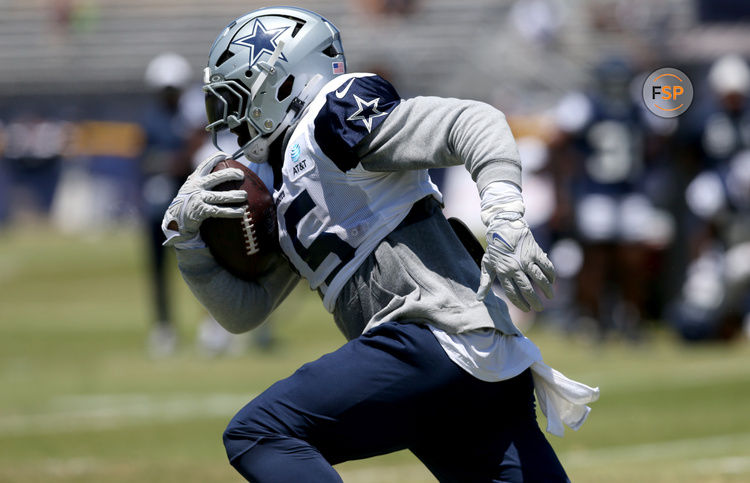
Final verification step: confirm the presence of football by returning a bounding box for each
[200,159,279,281]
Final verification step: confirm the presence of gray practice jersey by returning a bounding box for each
[175,72,524,336]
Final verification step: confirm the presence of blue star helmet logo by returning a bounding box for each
[232,19,289,67]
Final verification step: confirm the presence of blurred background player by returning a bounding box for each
[140,52,207,356]
[0,111,70,224]
[555,58,674,341]
[141,52,272,357]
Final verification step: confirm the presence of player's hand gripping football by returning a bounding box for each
[477,214,556,312]
[162,152,247,249]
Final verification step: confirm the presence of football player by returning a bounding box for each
[162,7,599,482]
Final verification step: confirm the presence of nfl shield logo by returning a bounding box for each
[332,61,345,74]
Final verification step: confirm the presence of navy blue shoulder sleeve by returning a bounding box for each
[314,75,401,172]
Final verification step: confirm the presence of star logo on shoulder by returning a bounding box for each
[232,19,289,67]
[347,95,387,132]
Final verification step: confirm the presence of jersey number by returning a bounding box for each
[284,189,356,285]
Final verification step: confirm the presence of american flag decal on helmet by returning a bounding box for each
[332,61,345,74]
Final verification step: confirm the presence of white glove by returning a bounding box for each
[476,181,555,311]
[161,152,247,249]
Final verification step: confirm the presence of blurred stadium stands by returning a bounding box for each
[0,0,717,99]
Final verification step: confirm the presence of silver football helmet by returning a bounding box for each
[204,7,346,163]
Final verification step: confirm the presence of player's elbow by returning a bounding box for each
[219,321,248,335]
[213,312,264,334]
[461,100,509,127]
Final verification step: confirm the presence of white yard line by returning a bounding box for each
[0,393,253,436]
[563,432,750,468]
[691,455,750,474]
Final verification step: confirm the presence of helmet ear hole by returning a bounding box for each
[245,70,253,79]
[277,75,295,101]
[322,44,339,58]
[216,50,235,67]
[290,21,304,37]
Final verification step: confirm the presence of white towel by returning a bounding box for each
[530,361,600,437]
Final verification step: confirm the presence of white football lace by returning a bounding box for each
[241,208,260,255]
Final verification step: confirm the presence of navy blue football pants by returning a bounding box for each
[223,322,569,482]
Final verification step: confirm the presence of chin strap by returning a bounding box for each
[239,74,325,163]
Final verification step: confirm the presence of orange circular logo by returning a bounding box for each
[642,68,693,118]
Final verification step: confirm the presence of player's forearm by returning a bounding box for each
[355,96,521,191]
[175,248,299,333]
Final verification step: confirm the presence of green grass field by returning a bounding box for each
[1,224,749,482]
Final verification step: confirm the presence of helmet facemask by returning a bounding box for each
[203,79,266,162]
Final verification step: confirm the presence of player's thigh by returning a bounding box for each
[225,321,465,463]
[409,370,569,482]
[412,423,568,483]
